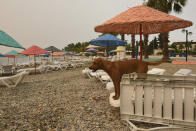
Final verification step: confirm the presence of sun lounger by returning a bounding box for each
[17,65,46,74]
[173,69,192,76]
[147,68,166,75]
[95,71,111,83]
[1,65,16,75]
[0,71,29,88]
[82,68,92,78]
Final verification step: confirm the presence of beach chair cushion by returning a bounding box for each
[173,69,192,76]
[147,68,165,75]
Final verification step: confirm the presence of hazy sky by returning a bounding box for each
[0,0,195,53]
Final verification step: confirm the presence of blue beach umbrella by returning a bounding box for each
[63,50,73,55]
[89,33,127,56]
[89,33,127,47]
[86,48,98,52]
[0,53,5,57]
[109,50,116,53]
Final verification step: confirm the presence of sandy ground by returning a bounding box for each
[0,59,196,131]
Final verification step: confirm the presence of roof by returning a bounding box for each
[95,5,192,34]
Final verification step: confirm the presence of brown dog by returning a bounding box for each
[89,58,170,100]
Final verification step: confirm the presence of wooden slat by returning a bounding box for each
[163,86,172,119]
[174,88,183,120]
[153,86,163,118]
[184,88,194,121]
[120,84,134,114]
[144,85,152,117]
[135,85,143,115]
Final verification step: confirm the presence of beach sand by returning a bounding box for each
[0,61,196,131]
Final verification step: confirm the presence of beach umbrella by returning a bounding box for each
[20,45,48,75]
[4,50,24,65]
[86,48,98,52]
[86,45,100,49]
[40,53,50,57]
[110,50,116,53]
[114,49,124,52]
[52,51,65,61]
[63,50,73,55]
[89,33,127,56]
[62,50,70,54]
[45,46,61,52]
[95,5,192,60]
[45,46,62,61]
[89,33,127,47]
[52,51,64,56]
[0,53,5,57]
[0,30,25,49]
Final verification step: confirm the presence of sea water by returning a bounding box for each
[0,56,50,65]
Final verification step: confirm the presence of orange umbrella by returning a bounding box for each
[52,51,64,56]
[95,5,192,60]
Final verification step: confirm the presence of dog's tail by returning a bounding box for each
[146,60,171,66]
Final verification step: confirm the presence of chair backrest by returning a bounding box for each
[120,73,196,130]
[2,65,14,74]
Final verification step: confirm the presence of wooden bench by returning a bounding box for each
[120,73,196,131]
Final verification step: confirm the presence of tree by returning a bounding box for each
[64,42,90,53]
[131,34,136,58]
[179,44,184,53]
[147,0,188,60]
[144,34,149,58]
[170,43,177,53]
[148,37,159,55]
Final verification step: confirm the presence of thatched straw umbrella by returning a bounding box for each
[20,45,48,75]
[95,5,192,60]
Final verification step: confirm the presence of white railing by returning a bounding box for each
[120,73,196,131]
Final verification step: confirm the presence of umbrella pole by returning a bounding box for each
[52,52,53,62]
[14,57,16,66]
[140,24,143,61]
[34,55,36,75]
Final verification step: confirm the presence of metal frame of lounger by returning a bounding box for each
[0,71,29,88]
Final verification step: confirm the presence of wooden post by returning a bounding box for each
[34,55,36,75]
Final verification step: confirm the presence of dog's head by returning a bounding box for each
[89,58,103,72]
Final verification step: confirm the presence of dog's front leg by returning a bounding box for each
[112,79,120,100]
